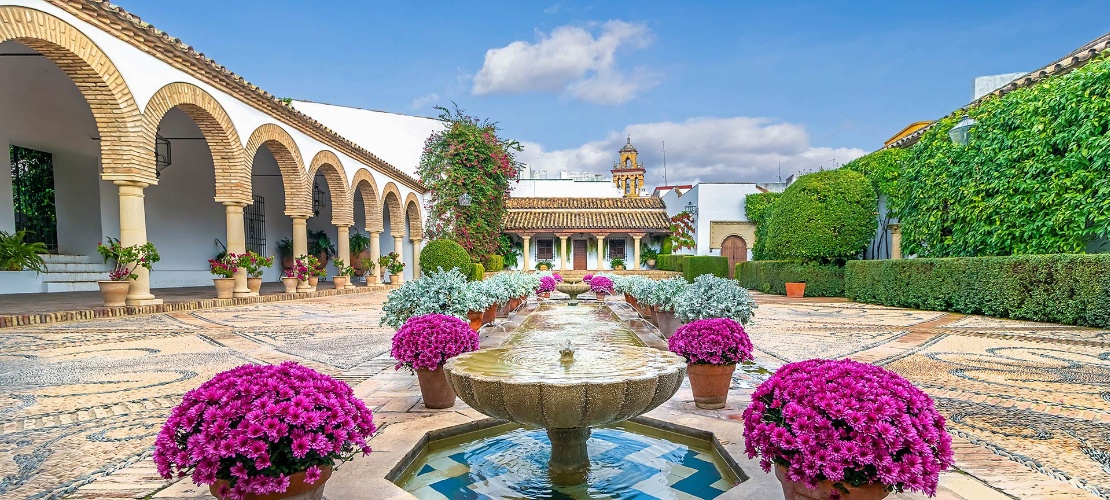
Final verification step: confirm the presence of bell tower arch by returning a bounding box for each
[610,137,646,198]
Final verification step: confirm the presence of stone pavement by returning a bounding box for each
[0,290,1106,499]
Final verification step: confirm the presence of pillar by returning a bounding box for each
[394,235,404,278]
[411,238,423,279]
[225,202,251,297]
[889,223,902,260]
[337,225,351,287]
[292,217,308,258]
[116,181,161,305]
[522,234,531,272]
[368,230,381,284]
[631,234,643,270]
[558,234,569,270]
[594,234,606,270]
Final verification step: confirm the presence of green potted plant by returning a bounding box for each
[307,230,336,269]
[277,238,294,272]
[640,246,659,268]
[96,237,160,307]
[379,268,471,329]
[379,252,405,285]
[610,258,626,271]
[0,230,47,272]
[333,258,354,289]
[535,259,553,271]
[208,253,239,299]
[237,251,274,294]
[300,254,322,291]
[349,231,372,276]
[360,256,376,281]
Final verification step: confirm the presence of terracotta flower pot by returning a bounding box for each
[483,304,498,325]
[97,281,129,307]
[247,277,263,295]
[416,367,456,409]
[308,276,319,291]
[775,465,889,500]
[647,259,656,267]
[210,465,332,500]
[785,282,806,298]
[686,363,736,409]
[496,302,510,318]
[466,310,484,332]
[390,273,404,286]
[539,264,549,271]
[508,297,522,311]
[213,277,235,299]
[655,310,686,338]
[333,276,348,289]
[650,305,660,325]
[624,293,639,309]
[595,292,607,301]
[614,265,625,271]
[281,277,300,293]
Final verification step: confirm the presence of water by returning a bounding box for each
[503,303,645,349]
[399,423,739,500]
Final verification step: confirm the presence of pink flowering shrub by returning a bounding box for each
[667,318,753,365]
[282,258,311,281]
[391,314,479,372]
[588,276,613,294]
[538,275,557,293]
[742,359,954,498]
[583,274,594,282]
[153,362,376,500]
[552,273,563,282]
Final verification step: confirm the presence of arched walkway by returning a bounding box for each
[244,123,309,217]
[307,150,352,227]
[350,169,382,233]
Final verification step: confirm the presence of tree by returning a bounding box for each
[417,105,522,259]
[762,169,876,264]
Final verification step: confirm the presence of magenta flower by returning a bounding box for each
[667,318,753,365]
[742,359,953,497]
[391,314,479,372]
[538,275,557,293]
[588,276,613,294]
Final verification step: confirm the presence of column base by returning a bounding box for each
[233,291,257,298]
[344,283,356,290]
[125,297,163,306]
[547,427,591,486]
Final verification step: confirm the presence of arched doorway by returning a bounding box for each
[721,235,747,278]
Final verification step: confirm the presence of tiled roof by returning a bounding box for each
[506,197,665,210]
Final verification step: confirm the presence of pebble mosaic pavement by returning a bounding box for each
[0,290,1106,499]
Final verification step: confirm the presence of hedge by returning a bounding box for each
[484,254,504,272]
[682,256,729,281]
[761,169,876,263]
[657,254,687,272]
[736,261,845,297]
[419,239,473,276]
[469,262,485,281]
[845,254,1110,328]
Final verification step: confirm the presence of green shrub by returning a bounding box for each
[682,256,728,281]
[660,237,673,255]
[0,230,48,273]
[744,192,781,261]
[762,169,876,263]
[419,239,473,276]
[484,254,504,272]
[845,254,1110,327]
[736,261,845,297]
[469,262,485,281]
[656,254,687,272]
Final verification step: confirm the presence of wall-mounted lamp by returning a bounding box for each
[948,115,976,145]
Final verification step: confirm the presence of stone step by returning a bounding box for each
[41,272,107,283]
[41,263,109,273]
[40,254,98,264]
[43,281,100,292]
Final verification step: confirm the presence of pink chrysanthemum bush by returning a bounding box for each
[588,276,613,294]
[742,359,954,498]
[667,318,754,365]
[391,314,480,372]
[153,362,376,500]
[552,273,563,282]
[538,275,557,293]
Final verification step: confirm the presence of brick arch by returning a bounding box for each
[244,123,309,217]
[142,82,247,204]
[307,150,353,226]
[381,182,404,237]
[0,6,151,183]
[350,168,383,233]
[404,192,424,240]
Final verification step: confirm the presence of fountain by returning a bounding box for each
[555,277,590,306]
[443,330,686,485]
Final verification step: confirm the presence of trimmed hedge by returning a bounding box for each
[469,262,485,281]
[420,239,473,276]
[736,261,845,297]
[682,256,729,281]
[761,169,876,263]
[657,254,687,272]
[484,255,504,272]
[845,254,1110,328]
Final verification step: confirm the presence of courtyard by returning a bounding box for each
[0,290,1104,499]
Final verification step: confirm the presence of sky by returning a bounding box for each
[129,1,1110,187]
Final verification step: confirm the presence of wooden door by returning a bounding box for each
[573,240,588,270]
[721,235,748,278]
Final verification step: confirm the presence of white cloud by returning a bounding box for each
[410,93,440,109]
[519,117,867,186]
[472,20,657,104]
[543,3,561,14]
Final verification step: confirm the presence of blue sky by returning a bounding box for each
[132,1,1110,186]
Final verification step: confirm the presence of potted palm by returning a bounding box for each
[96,237,159,307]
[535,260,553,271]
[668,318,753,409]
[349,231,372,276]
[277,238,294,273]
[391,314,479,409]
[237,251,274,294]
[610,258,626,271]
[333,258,353,289]
[641,246,659,269]
[0,229,47,272]
[208,253,239,299]
[307,230,336,270]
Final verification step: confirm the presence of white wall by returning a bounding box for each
[252,148,293,282]
[661,183,769,258]
[511,179,622,198]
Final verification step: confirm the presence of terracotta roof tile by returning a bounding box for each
[504,197,670,232]
[506,197,665,210]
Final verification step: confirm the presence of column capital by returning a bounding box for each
[521,234,533,240]
[593,233,608,240]
[112,179,150,189]
[629,232,646,240]
[554,233,573,239]
[366,229,381,235]
[222,201,249,208]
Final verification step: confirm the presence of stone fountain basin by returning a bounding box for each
[444,345,686,429]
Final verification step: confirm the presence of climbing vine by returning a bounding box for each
[744,192,780,261]
[668,212,696,251]
[417,105,522,259]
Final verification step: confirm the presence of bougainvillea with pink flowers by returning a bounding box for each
[538,275,557,293]
[667,318,753,365]
[391,314,480,372]
[588,276,613,294]
[153,362,376,500]
[742,359,953,498]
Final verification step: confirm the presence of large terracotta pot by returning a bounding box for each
[649,305,660,326]
[351,249,372,276]
[595,292,608,301]
[210,465,332,500]
[388,273,404,286]
[614,265,625,271]
[775,466,889,500]
[539,264,549,271]
[97,281,129,307]
[496,302,510,318]
[482,304,498,325]
[333,276,348,289]
[624,293,639,309]
[785,282,806,298]
[466,310,484,332]
[316,252,330,270]
[213,278,235,299]
[247,277,263,295]
[507,297,522,311]
[308,276,319,291]
[655,310,686,338]
[687,363,736,409]
[281,277,300,293]
[416,367,456,409]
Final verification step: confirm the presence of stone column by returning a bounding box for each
[394,235,404,278]
[337,225,351,287]
[224,202,251,297]
[889,223,902,260]
[292,217,308,258]
[558,234,570,270]
[631,233,643,270]
[522,234,532,272]
[368,230,381,284]
[411,238,422,279]
[594,234,606,270]
[116,181,161,305]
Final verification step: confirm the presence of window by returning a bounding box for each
[245,195,266,255]
[10,145,57,252]
[608,238,626,260]
[537,239,554,260]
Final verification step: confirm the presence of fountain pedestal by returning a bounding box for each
[548,427,591,485]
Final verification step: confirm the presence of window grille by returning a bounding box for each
[245,195,266,255]
[608,238,626,260]
[10,145,58,252]
[537,239,554,260]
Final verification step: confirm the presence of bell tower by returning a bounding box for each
[611,137,646,197]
